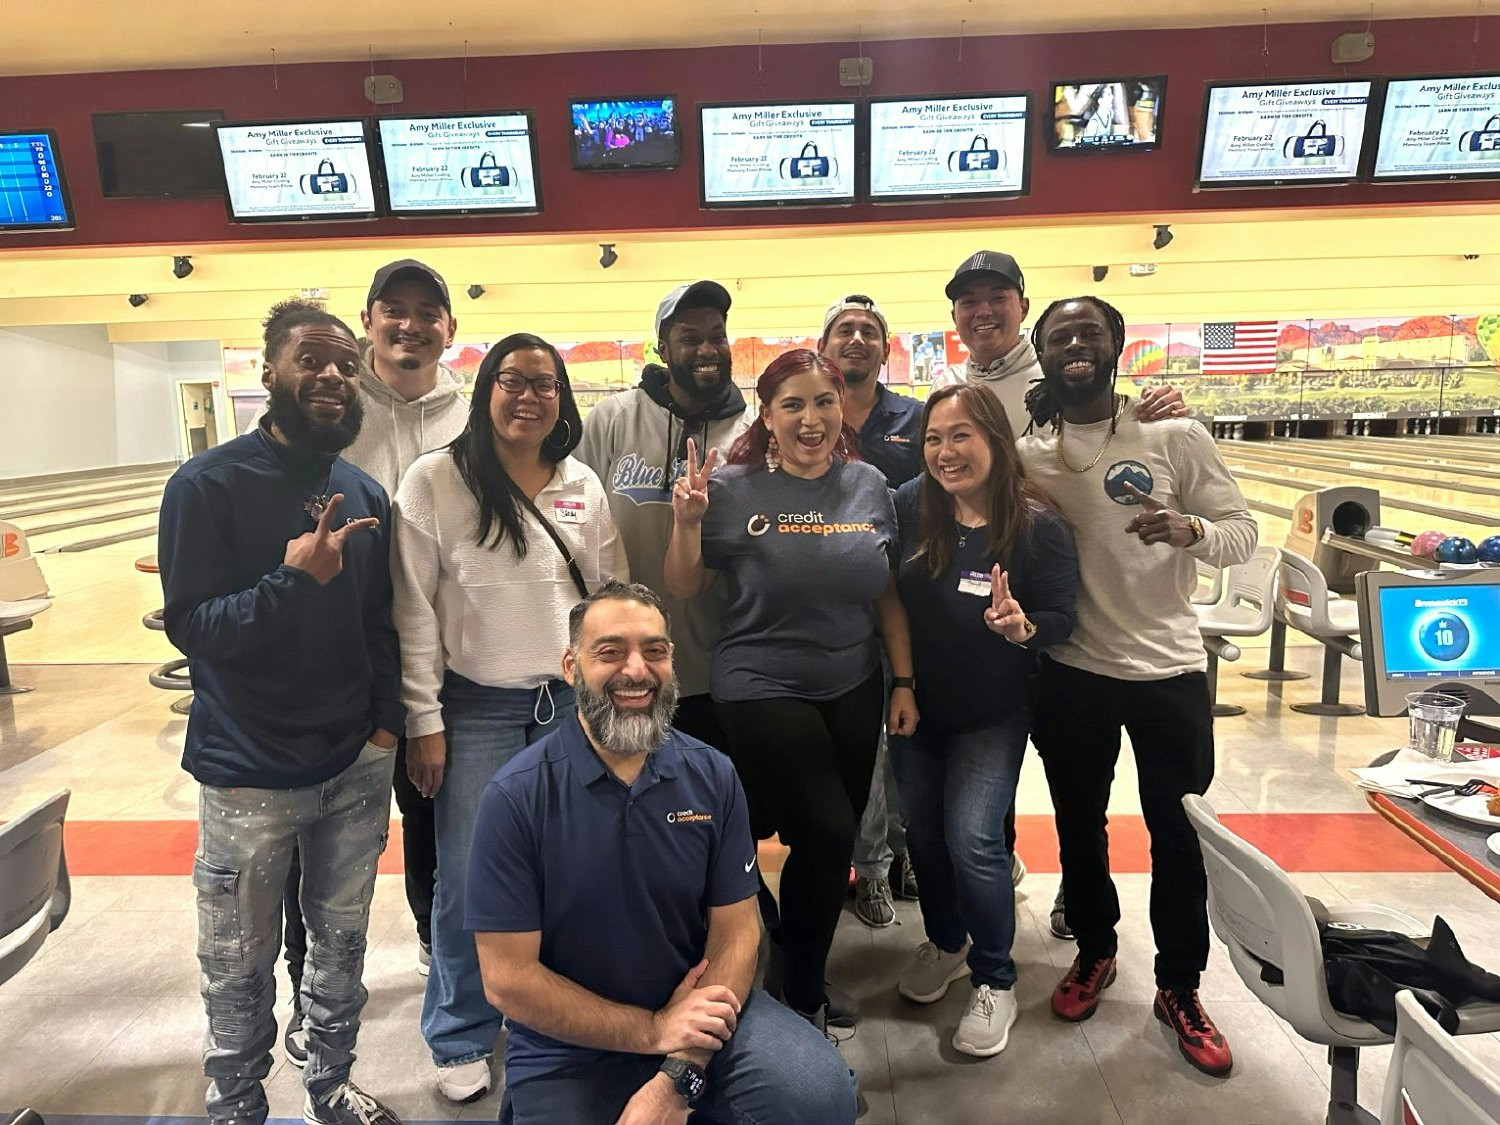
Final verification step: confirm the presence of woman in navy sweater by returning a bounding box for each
[891,383,1078,1059]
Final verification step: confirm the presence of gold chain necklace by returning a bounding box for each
[1057,394,1124,474]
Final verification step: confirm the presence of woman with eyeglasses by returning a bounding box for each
[391,332,626,1102]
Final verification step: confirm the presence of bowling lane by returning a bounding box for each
[13,493,162,538]
[24,512,157,554]
[0,469,170,507]
[1255,438,1500,486]
[1220,450,1500,518]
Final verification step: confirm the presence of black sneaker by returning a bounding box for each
[853,876,896,928]
[303,1082,405,1125]
[891,850,920,901]
[284,1020,308,1069]
[1049,887,1074,941]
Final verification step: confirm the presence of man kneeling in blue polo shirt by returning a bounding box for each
[468,579,859,1124]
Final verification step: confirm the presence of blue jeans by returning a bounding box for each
[422,674,574,1066]
[195,739,394,1122]
[502,989,858,1124]
[892,709,1029,988]
[852,726,907,879]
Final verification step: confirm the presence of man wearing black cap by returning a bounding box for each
[577,279,751,753]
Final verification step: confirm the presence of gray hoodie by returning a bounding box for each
[246,352,469,496]
[932,336,1042,441]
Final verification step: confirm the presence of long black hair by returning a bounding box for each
[449,332,583,553]
[1024,295,1127,431]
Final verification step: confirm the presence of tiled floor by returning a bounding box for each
[4,646,1499,1124]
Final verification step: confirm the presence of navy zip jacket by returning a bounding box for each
[158,422,404,788]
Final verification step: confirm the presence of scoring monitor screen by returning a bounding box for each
[0,131,74,232]
[215,119,379,223]
[1373,74,1500,182]
[1197,79,1372,188]
[868,93,1030,202]
[378,112,540,215]
[699,101,857,208]
[1377,582,1500,680]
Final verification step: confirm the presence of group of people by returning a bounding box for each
[158,248,1257,1125]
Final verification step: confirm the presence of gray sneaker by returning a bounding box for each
[1050,886,1074,941]
[891,850,920,901]
[1011,852,1027,888]
[897,939,971,1004]
[953,984,1018,1058]
[304,1082,404,1125]
[853,875,896,928]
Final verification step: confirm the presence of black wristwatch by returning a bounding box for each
[891,676,916,691]
[659,1057,707,1104]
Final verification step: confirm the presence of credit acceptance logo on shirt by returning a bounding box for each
[666,808,713,824]
[745,509,877,537]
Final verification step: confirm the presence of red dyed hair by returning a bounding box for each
[725,348,863,467]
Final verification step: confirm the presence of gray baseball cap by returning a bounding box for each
[655,280,732,336]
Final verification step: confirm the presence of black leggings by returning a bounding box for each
[715,669,884,1013]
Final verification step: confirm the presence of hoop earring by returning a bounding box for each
[765,433,781,473]
[553,418,573,448]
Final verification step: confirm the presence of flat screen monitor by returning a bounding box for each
[570,97,679,170]
[699,101,857,208]
[1372,74,1500,183]
[1355,567,1500,717]
[378,112,541,216]
[214,118,378,223]
[1196,79,1373,189]
[1049,77,1166,153]
[93,110,225,198]
[868,92,1030,202]
[0,130,74,233]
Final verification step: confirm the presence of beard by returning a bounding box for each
[574,669,681,759]
[264,379,365,454]
[666,352,730,405]
[1043,359,1116,407]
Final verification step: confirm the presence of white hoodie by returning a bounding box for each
[932,336,1042,441]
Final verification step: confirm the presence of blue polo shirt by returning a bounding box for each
[857,383,924,487]
[466,714,759,1086]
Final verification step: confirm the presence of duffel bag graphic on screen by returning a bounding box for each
[949,135,1002,173]
[462,152,514,188]
[1459,114,1500,152]
[779,142,833,179]
[1283,121,1342,159]
[299,159,352,195]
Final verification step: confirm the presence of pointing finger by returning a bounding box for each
[1122,482,1163,511]
[330,516,380,544]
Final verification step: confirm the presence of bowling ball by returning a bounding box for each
[1435,536,1479,564]
[1479,535,1500,564]
[1410,530,1448,559]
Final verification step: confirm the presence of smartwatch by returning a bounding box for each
[659,1057,707,1104]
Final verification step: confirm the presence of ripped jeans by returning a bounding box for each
[194,740,395,1123]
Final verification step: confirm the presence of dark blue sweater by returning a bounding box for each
[158,424,404,788]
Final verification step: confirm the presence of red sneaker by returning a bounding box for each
[1051,955,1116,1021]
[1154,987,1233,1077]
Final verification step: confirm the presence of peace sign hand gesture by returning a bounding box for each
[1122,482,1196,548]
[983,566,1032,644]
[671,438,719,527]
[283,493,381,585]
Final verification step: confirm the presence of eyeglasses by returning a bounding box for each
[496,372,562,399]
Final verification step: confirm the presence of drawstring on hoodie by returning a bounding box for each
[533,681,557,726]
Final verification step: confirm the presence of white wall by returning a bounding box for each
[0,325,119,478]
[112,342,180,466]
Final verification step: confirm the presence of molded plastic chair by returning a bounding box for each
[1192,560,1226,606]
[1182,794,1500,1124]
[1381,989,1500,1124]
[1277,547,1365,716]
[1195,545,1279,717]
[1,790,72,1125]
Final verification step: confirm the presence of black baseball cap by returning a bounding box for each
[655,280,732,337]
[945,251,1025,301]
[367,259,451,312]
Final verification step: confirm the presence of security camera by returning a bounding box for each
[172,255,194,279]
[127,293,149,308]
[466,284,485,300]
[1152,224,1174,250]
[599,243,619,270]
[1092,265,1109,283]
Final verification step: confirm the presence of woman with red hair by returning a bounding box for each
[665,348,917,1030]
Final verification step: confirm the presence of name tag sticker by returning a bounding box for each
[957,570,990,597]
[553,499,587,524]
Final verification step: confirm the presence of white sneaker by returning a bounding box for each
[953,984,1018,1058]
[435,1056,492,1103]
[897,940,971,1004]
[1011,852,1026,888]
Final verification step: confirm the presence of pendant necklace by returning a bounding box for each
[1058,394,1125,474]
[302,471,334,521]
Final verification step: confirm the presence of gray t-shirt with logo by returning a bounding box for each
[701,460,897,703]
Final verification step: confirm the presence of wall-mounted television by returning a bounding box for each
[93,110,225,198]
[570,97,679,170]
[0,130,75,233]
[698,101,857,208]
[868,92,1031,202]
[1372,74,1500,183]
[377,112,541,216]
[214,118,379,223]
[1048,77,1165,153]
[1196,79,1373,189]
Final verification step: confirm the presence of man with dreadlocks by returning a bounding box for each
[1017,295,1256,1079]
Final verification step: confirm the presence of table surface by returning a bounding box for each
[1365,750,1500,904]
[134,555,158,574]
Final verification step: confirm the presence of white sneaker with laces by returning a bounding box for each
[953,984,1018,1057]
[302,1081,404,1125]
[897,939,971,1004]
[435,1056,492,1103]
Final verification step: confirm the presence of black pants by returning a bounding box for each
[282,737,435,1013]
[673,692,729,753]
[1031,658,1215,990]
[715,670,884,1013]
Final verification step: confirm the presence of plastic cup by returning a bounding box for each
[1406,692,1466,761]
